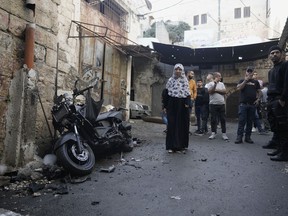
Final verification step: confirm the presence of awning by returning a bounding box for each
[279,17,288,48]
[152,40,279,66]
[68,20,156,60]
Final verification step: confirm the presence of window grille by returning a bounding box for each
[244,6,250,18]
[194,15,199,26]
[234,8,241,19]
[86,0,129,32]
[201,14,207,24]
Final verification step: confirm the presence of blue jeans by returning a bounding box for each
[237,103,256,137]
[188,99,194,114]
[253,108,263,131]
[195,104,209,132]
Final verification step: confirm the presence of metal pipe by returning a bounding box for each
[100,43,106,100]
[24,23,35,69]
[54,43,59,103]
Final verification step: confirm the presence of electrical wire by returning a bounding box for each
[239,0,280,35]
[142,0,185,16]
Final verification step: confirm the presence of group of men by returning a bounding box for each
[188,70,228,141]
[184,45,288,161]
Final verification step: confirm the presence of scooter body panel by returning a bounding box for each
[54,132,77,151]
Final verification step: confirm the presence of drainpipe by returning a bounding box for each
[24,23,35,69]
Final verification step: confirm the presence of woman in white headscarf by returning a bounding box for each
[162,63,191,153]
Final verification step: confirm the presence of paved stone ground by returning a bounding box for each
[1,119,288,216]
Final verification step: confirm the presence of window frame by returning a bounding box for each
[234,7,241,19]
[244,6,250,18]
[201,14,207,24]
[193,15,199,26]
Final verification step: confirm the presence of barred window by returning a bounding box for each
[194,15,199,25]
[234,8,241,19]
[86,0,128,31]
[244,6,250,18]
[201,14,207,24]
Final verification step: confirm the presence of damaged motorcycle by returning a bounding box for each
[51,80,133,176]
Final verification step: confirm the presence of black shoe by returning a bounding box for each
[267,149,281,156]
[234,137,243,144]
[262,141,277,149]
[258,130,269,135]
[244,137,254,144]
[194,130,204,136]
[270,152,288,161]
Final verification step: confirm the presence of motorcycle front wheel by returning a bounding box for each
[55,140,95,176]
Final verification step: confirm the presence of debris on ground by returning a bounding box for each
[91,201,100,205]
[170,195,181,200]
[0,158,69,198]
[100,165,116,173]
[132,137,144,147]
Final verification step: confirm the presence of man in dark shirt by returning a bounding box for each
[265,45,288,161]
[194,79,209,136]
[235,66,262,144]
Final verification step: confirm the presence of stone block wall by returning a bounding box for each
[0,0,138,167]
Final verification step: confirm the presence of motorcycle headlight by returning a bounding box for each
[75,95,86,106]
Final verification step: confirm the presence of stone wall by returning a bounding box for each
[0,0,135,168]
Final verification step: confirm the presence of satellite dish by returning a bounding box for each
[145,0,152,10]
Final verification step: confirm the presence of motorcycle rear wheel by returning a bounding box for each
[56,141,95,176]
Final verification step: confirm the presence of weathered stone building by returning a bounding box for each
[0,0,155,169]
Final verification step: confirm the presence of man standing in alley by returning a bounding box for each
[234,66,262,144]
[206,72,229,140]
[186,70,197,131]
[194,79,209,136]
[266,45,288,161]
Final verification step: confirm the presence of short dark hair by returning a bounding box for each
[246,66,254,73]
[196,79,203,82]
[268,45,282,54]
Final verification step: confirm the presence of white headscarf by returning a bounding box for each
[166,63,190,98]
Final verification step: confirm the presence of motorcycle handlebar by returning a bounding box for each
[73,85,93,96]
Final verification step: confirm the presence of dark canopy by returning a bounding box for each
[152,40,279,66]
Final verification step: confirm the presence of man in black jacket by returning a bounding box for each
[266,45,288,161]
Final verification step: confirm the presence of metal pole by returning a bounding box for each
[54,43,59,103]
[218,0,221,41]
[100,43,106,100]
[37,91,53,139]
